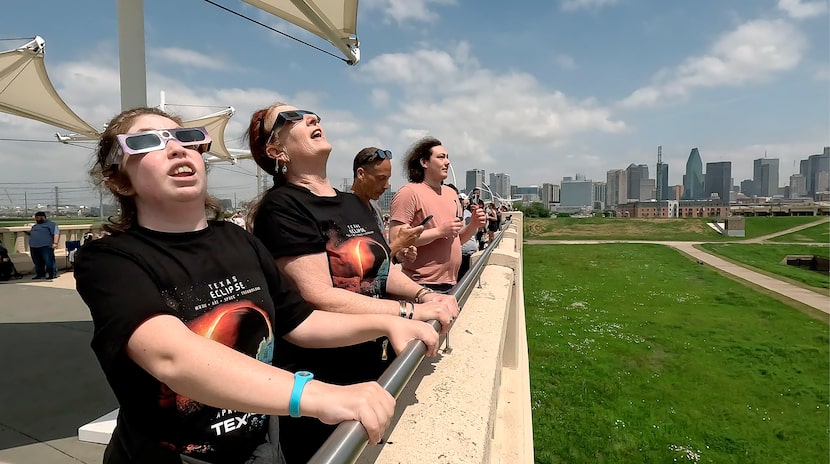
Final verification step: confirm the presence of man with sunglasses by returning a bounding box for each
[351,147,422,264]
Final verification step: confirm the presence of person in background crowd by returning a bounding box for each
[351,147,422,264]
[467,188,486,250]
[27,211,60,279]
[486,202,501,245]
[229,210,246,228]
[388,136,486,292]
[457,193,479,279]
[246,103,458,463]
[75,107,439,464]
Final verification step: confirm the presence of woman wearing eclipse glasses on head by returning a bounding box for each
[246,103,460,462]
[74,107,440,464]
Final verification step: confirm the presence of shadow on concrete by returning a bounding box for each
[0,319,116,451]
[356,349,441,463]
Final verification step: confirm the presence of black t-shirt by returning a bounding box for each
[252,184,394,384]
[75,221,312,463]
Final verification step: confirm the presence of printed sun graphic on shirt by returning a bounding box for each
[157,300,274,455]
[324,222,389,296]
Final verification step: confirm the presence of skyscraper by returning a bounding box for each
[656,162,669,201]
[625,164,649,201]
[465,169,485,193]
[802,147,829,197]
[489,172,511,199]
[704,161,731,202]
[682,148,704,200]
[753,157,779,197]
[593,181,607,210]
[606,169,627,207]
[560,178,593,208]
[541,183,560,205]
[789,174,807,198]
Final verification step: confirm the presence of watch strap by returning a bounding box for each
[289,371,314,418]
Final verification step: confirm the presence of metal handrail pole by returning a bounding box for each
[307,219,513,464]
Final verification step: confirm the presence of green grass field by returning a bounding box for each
[524,216,824,241]
[699,243,830,293]
[525,244,829,464]
[769,221,830,243]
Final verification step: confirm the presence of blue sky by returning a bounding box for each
[0,0,827,208]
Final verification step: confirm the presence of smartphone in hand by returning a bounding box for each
[418,215,434,227]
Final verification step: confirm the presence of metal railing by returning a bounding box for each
[308,218,513,464]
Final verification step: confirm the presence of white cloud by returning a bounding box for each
[619,19,806,108]
[371,88,391,107]
[362,0,458,23]
[555,54,577,70]
[350,43,626,180]
[152,47,229,71]
[813,63,830,81]
[561,0,620,12]
[777,0,827,19]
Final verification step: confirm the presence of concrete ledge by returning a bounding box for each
[78,409,118,445]
[363,265,516,464]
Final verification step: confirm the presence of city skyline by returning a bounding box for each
[0,1,827,209]
[460,145,828,210]
[462,145,827,191]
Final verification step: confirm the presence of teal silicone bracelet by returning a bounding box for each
[289,371,314,418]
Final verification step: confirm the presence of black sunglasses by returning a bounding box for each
[261,110,319,146]
[354,149,392,172]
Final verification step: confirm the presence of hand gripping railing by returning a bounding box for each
[308,218,513,464]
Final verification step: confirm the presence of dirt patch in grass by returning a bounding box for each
[525,218,717,240]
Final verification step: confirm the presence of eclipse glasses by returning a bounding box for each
[107,127,212,167]
[263,110,319,146]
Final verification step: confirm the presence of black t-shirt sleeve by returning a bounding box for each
[74,239,172,372]
[246,233,313,338]
[253,190,326,259]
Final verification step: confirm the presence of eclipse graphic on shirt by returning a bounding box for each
[324,224,389,296]
[159,301,274,413]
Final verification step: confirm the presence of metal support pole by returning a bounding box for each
[118,0,148,110]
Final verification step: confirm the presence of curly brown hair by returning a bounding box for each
[403,136,442,183]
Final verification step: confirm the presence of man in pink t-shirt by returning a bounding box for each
[389,137,486,290]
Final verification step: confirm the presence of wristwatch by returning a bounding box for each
[289,371,314,418]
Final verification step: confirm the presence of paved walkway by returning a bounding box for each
[0,273,110,464]
[664,241,828,314]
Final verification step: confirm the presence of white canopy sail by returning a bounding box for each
[0,37,100,138]
[180,107,239,163]
[240,0,360,64]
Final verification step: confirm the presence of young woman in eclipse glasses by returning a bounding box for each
[74,107,439,463]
